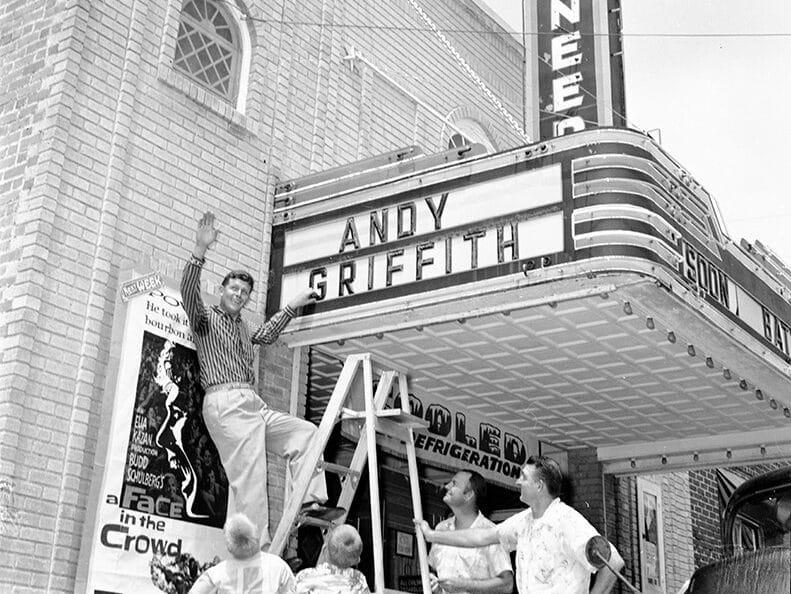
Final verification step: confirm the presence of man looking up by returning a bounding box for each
[427,470,513,593]
[181,211,340,549]
[418,457,624,594]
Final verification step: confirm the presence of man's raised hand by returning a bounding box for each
[193,211,219,258]
[287,288,319,310]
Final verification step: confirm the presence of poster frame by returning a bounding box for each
[636,477,666,593]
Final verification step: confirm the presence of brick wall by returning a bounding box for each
[0,0,526,589]
[1,1,118,590]
[568,446,607,529]
[613,476,639,592]
[259,0,525,178]
[660,472,695,593]
[689,468,723,568]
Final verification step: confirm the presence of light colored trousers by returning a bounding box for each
[202,386,327,547]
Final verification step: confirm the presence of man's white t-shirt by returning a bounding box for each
[189,552,296,594]
[496,498,599,593]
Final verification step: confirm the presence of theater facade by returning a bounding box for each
[2,0,788,592]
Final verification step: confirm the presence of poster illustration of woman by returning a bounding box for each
[121,331,228,528]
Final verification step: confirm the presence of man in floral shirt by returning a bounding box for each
[295,525,370,593]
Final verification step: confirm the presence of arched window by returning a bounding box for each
[445,118,497,152]
[174,0,242,103]
[448,132,472,149]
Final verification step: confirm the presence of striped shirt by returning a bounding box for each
[181,256,296,389]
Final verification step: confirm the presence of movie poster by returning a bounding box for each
[82,278,230,593]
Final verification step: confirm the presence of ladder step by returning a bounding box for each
[375,416,427,440]
[296,515,343,530]
[341,408,428,440]
[340,407,366,421]
[341,407,428,429]
[316,461,360,478]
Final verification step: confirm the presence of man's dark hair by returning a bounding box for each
[526,455,564,498]
[222,270,254,291]
[465,471,488,510]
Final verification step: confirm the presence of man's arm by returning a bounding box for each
[251,289,317,345]
[589,543,624,594]
[416,520,500,548]
[437,570,513,593]
[180,212,218,332]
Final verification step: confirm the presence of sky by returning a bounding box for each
[481,0,791,267]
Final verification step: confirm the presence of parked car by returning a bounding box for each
[679,467,791,593]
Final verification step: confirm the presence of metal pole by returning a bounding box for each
[591,550,643,594]
[586,535,643,594]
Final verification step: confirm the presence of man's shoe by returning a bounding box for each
[300,502,346,522]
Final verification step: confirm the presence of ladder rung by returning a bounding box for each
[317,461,360,478]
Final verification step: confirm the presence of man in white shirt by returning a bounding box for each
[427,470,513,593]
[419,457,624,594]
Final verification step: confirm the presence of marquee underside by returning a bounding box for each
[286,270,791,475]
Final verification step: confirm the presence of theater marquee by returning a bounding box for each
[270,131,791,367]
[273,164,565,312]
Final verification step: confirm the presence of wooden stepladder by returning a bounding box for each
[269,353,432,594]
